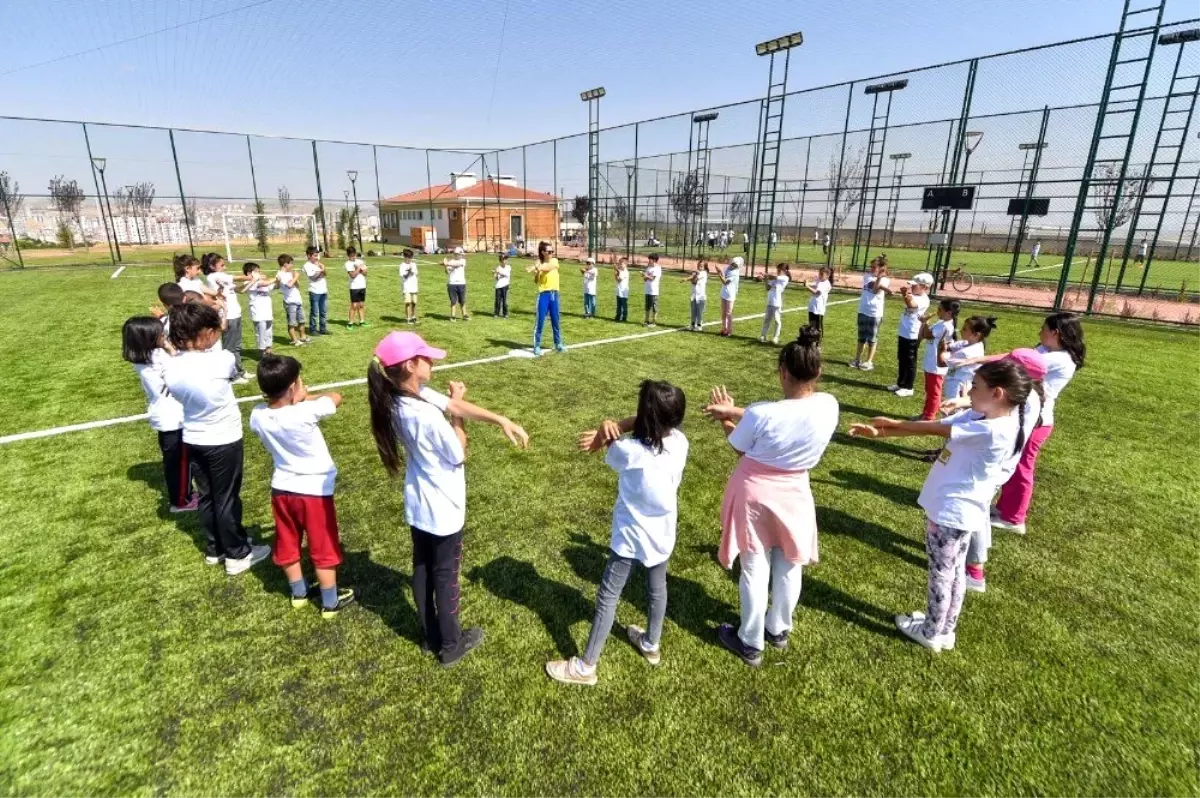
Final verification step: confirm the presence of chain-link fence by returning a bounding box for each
[1,18,1197,323]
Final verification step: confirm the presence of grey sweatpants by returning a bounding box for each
[690,298,706,328]
[583,551,667,665]
[223,317,244,374]
[253,320,274,351]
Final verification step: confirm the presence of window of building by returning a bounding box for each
[418,211,423,220]
[451,210,458,219]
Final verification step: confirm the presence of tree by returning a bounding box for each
[571,195,590,226]
[277,186,292,238]
[1090,163,1154,237]
[0,171,25,228]
[55,220,75,249]
[183,199,198,227]
[336,207,350,250]
[307,206,320,249]
[826,149,866,236]
[610,196,630,243]
[48,175,87,248]
[667,172,704,242]
[253,200,270,256]
[131,182,156,243]
[114,186,141,244]
[729,191,752,230]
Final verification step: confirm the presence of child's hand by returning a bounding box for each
[867,416,899,429]
[525,264,537,273]
[847,423,880,438]
[149,305,165,318]
[601,419,622,445]
[500,418,530,449]
[710,385,734,408]
[448,381,466,401]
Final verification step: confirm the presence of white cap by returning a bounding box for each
[585,256,595,263]
[454,246,464,255]
[731,256,745,268]
[912,272,934,287]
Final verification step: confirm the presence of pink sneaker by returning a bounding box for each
[170,496,199,513]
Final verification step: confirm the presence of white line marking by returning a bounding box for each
[0,297,856,446]
[1015,262,1061,275]
[110,266,126,279]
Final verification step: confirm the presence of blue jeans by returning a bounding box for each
[308,292,328,333]
[583,293,596,317]
[534,290,562,349]
[615,296,628,322]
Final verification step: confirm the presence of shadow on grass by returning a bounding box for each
[341,548,425,649]
[814,468,921,508]
[801,576,898,640]
[466,555,593,657]
[815,506,925,568]
[486,338,531,351]
[820,371,894,393]
[831,431,936,462]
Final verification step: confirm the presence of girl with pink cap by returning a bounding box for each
[366,331,530,666]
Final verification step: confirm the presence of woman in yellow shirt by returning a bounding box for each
[526,241,567,355]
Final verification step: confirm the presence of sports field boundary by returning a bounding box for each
[0,299,856,446]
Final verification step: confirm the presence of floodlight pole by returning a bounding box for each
[751,31,803,278]
[581,87,605,258]
[311,141,330,254]
[372,146,384,255]
[851,79,907,270]
[81,124,117,265]
[348,170,362,250]
[688,112,718,263]
[1007,112,1051,283]
[168,129,195,256]
[91,155,122,264]
[795,136,813,261]
[931,59,979,293]
[886,152,911,246]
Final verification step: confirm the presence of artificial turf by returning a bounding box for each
[0,254,1197,796]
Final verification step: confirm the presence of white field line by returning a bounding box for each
[1015,262,1062,275]
[110,266,126,279]
[0,297,856,446]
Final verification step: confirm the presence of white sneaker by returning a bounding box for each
[907,610,956,649]
[204,554,225,566]
[895,388,915,398]
[859,361,875,371]
[771,338,779,345]
[966,575,987,593]
[849,360,861,369]
[886,384,900,392]
[895,612,943,651]
[990,517,1027,535]
[232,376,250,385]
[225,544,272,576]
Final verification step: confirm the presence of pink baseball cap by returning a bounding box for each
[374,331,446,367]
[1006,347,1047,380]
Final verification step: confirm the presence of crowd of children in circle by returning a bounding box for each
[122,240,1087,678]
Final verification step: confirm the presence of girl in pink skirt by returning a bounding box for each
[703,326,839,667]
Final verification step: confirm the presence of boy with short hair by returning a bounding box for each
[243,262,277,356]
[493,253,512,318]
[278,254,309,347]
[400,249,420,324]
[581,257,598,318]
[643,253,662,327]
[345,246,368,328]
[303,246,329,335]
[249,354,355,617]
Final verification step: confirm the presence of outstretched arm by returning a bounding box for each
[444,381,529,448]
[848,417,951,440]
[579,416,636,452]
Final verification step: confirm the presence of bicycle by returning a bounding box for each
[946,261,974,292]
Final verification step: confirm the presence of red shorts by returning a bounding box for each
[270,490,343,568]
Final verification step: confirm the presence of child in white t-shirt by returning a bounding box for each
[684,259,709,331]
[206,253,249,382]
[642,254,662,327]
[174,253,220,303]
[344,246,369,328]
[803,267,833,339]
[400,248,420,324]
[122,315,193,513]
[443,246,469,322]
[889,272,933,397]
[277,254,309,347]
[163,302,271,576]
[493,253,512,318]
[942,315,997,402]
[614,259,630,322]
[850,359,1037,652]
[303,246,328,335]
[366,331,530,665]
[919,299,960,420]
[851,256,893,371]
[715,256,743,336]
[250,354,355,617]
[546,380,689,685]
[242,262,277,355]
[581,257,599,318]
[759,263,791,345]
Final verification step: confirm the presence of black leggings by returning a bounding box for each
[897,336,921,390]
[494,286,509,317]
[808,312,824,339]
[188,440,250,560]
[411,526,463,654]
[158,430,191,507]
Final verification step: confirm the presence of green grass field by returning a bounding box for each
[1,255,1197,796]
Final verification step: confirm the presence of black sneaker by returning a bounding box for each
[765,630,789,650]
[320,588,357,619]
[290,584,321,610]
[717,623,763,667]
[440,626,484,668]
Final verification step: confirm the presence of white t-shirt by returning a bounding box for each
[918,409,1020,533]
[922,319,956,375]
[278,270,302,305]
[644,265,662,296]
[178,276,207,295]
[445,258,467,285]
[582,266,598,295]
[605,430,689,567]
[396,387,464,536]
[691,270,708,301]
[494,264,511,289]
[898,292,930,339]
[616,269,630,298]
[767,274,790,307]
[942,339,985,397]
[400,262,419,294]
[249,397,338,496]
[247,277,274,322]
[1036,346,1078,427]
[163,349,242,446]
[345,258,367,290]
[857,274,891,319]
[207,272,241,320]
[303,261,327,294]
[807,279,831,315]
[1031,242,1041,256]
[721,265,740,301]
[134,349,184,432]
[728,393,839,471]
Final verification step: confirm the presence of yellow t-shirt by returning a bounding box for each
[534,258,560,293]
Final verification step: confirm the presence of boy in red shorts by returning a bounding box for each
[249,354,356,617]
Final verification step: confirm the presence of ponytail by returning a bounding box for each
[977,359,1035,455]
[779,325,823,382]
[367,359,404,475]
[963,315,998,341]
[1044,311,1087,369]
[939,299,961,341]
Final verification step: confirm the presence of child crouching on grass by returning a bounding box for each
[367,331,530,667]
[249,354,356,617]
[545,381,689,686]
[849,359,1039,652]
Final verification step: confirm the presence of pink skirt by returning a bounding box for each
[719,456,818,569]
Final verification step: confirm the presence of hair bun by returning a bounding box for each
[986,316,999,329]
[796,326,821,347]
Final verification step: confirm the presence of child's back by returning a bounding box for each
[135,348,185,432]
[164,348,241,445]
[249,398,338,495]
[607,429,689,566]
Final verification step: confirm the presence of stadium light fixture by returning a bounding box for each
[1159,28,1200,45]
[346,171,362,249]
[92,157,106,172]
[865,79,908,94]
[755,32,803,56]
[91,157,120,262]
[889,152,912,160]
[347,170,358,183]
[580,87,606,101]
[693,112,719,123]
[965,130,984,154]
[1018,142,1050,150]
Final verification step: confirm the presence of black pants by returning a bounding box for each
[188,440,250,560]
[158,430,191,507]
[411,526,463,653]
[808,312,824,339]
[494,286,509,317]
[897,336,921,390]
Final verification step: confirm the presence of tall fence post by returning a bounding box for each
[552,138,558,249]
[522,145,529,250]
[1007,106,1050,283]
[630,122,640,264]
[827,82,855,272]
[932,59,979,294]
[372,145,384,255]
[81,122,117,265]
[1,180,22,268]
[311,140,329,254]
[168,128,195,256]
